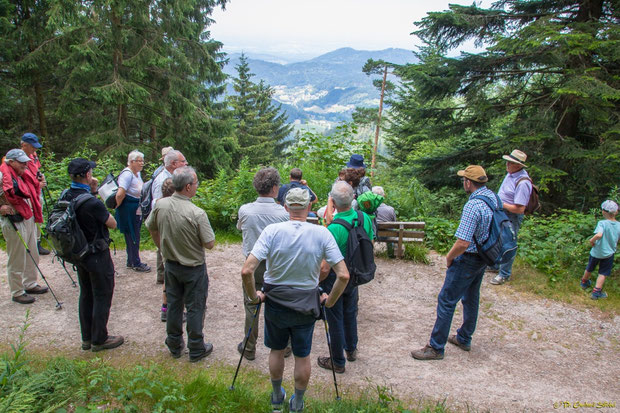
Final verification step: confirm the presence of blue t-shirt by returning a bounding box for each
[590,219,620,259]
[277,181,316,205]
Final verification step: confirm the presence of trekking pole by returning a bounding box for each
[230,300,262,391]
[8,220,63,309]
[322,303,341,400]
[57,256,77,287]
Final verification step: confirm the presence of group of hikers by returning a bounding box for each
[1,133,619,412]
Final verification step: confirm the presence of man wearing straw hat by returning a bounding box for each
[489,149,533,285]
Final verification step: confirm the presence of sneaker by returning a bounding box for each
[490,275,508,285]
[237,341,256,361]
[411,344,444,360]
[132,263,151,273]
[82,341,91,350]
[92,335,124,352]
[25,285,48,294]
[160,307,167,322]
[12,293,35,304]
[270,387,286,413]
[448,334,471,351]
[345,349,357,362]
[289,394,305,412]
[317,356,345,374]
[189,342,213,363]
[37,241,50,256]
[283,346,292,358]
[591,290,608,300]
[580,279,592,290]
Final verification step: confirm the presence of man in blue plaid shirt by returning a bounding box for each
[412,165,496,360]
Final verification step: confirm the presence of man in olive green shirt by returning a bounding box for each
[146,166,215,362]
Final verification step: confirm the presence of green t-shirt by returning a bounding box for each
[328,209,374,256]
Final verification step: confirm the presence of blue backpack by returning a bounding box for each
[472,194,517,266]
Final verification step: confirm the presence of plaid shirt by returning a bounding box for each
[455,186,497,253]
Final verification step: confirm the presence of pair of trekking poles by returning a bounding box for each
[230,300,341,401]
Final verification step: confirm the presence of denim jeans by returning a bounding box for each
[124,214,143,267]
[498,211,524,280]
[429,253,487,352]
[321,271,358,367]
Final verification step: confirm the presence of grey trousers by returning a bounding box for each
[1,216,40,297]
[242,260,266,353]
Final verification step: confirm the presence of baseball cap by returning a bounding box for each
[21,133,42,149]
[601,200,618,214]
[457,165,488,183]
[285,187,310,210]
[5,149,31,163]
[68,158,97,176]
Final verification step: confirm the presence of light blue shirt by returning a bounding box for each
[237,197,289,257]
[591,220,620,259]
[498,168,532,207]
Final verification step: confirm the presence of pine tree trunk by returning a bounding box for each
[371,64,388,177]
[33,75,47,137]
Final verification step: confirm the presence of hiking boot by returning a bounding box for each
[237,341,256,361]
[82,341,91,350]
[270,387,286,413]
[580,279,592,290]
[317,356,345,374]
[289,394,305,412]
[189,342,213,363]
[92,335,124,352]
[490,275,508,285]
[132,263,151,273]
[12,293,35,304]
[448,335,471,352]
[165,338,185,359]
[591,290,608,300]
[345,349,358,362]
[411,344,444,360]
[25,285,48,294]
[37,241,50,256]
[160,307,167,322]
[284,346,292,358]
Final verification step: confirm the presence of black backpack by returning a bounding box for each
[46,191,95,265]
[332,210,377,287]
[472,194,518,266]
[140,165,165,220]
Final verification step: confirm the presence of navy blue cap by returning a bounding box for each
[68,158,96,176]
[21,133,42,149]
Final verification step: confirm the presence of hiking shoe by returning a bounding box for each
[165,338,185,359]
[25,285,48,294]
[12,293,35,304]
[580,279,592,290]
[237,341,256,361]
[82,341,91,350]
[189,342,213,363]
[132,263,151,273]
[591,290,608,300]
[92,335,124,352]
[160,307,167,322]
[411,344,444,360]
[37,241,50,255]
[345,349,358,362]
[448,335,471,352]
[284,346,292,358]
[289,394,305,412]
[317,356,345,374]
[270,387,286,413]
[490,275,508,285]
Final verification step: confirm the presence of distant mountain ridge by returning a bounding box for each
[222,47,417,123]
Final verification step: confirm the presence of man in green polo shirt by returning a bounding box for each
[146,166,216,363]
[318,181,374,374]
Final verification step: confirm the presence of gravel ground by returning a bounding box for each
[0,244,618,412]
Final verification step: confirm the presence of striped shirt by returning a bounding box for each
[455,187,497,253]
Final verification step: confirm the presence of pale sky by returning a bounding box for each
[210,0,492,60]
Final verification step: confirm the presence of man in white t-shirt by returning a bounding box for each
[241,188,349,413]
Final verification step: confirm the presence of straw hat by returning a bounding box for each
[502,149,527,167]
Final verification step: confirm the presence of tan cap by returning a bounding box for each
[457,165,488,183]
[160,146,174,161]
[285,187,310,210]
[502,149,527,167]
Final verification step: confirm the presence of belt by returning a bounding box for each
[166,259,204,269]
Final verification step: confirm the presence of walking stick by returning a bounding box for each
[322,303,341,400]
[9,219,63,309]
[230,300,262,390]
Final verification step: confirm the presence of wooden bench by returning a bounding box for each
[306,217,425,259]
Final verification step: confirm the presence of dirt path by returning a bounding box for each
[0,244,618,412]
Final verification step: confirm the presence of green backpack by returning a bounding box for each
[357,191,384,217]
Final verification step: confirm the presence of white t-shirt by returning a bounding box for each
[117,167,143,199]
[251,220,343,289]
[151,168,173,210]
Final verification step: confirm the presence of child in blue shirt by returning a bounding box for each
[580,200,620,299]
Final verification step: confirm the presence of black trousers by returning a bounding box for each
[76,250,115,345]
[165,260,208,357]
